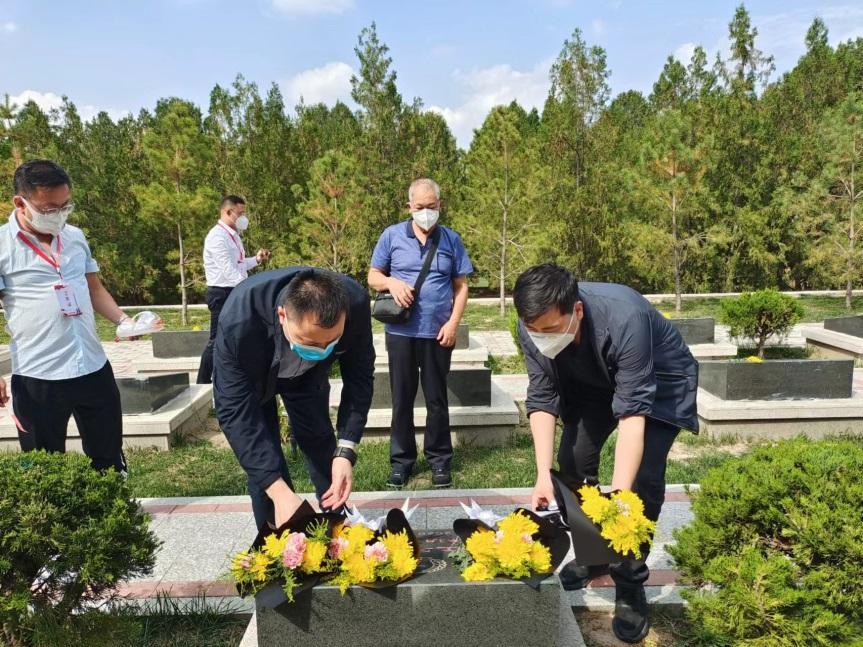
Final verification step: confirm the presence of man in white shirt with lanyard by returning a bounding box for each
[0,159,134,472]
[197,195,269,384]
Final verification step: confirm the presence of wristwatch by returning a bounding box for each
[333,446,357,466]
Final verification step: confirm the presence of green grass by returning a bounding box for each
[29,595,247,647]
[657,294,863,323]
[127,429,738,498]
[486,354,526,374]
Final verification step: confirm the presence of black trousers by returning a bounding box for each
[386,332,453,472]
[557,402,680,590]
[13,360,126,472]
[247,375,338,530]
[197,286,233,384]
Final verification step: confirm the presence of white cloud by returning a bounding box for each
[282,61,355,108]
[270,0,353,15]
[427,59,552,148]
[1,21,16,32]
[9,90,64,113]
[673,42,696,64]
[9,90,130,123]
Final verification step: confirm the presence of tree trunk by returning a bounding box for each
[178,222,188,326]
[847,160,855,311]
[672,191,682,313]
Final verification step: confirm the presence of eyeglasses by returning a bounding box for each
[21,197,75,219]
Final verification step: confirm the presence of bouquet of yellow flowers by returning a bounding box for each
[230,501,342,607]
[327,502,420,594]
[451,503,569,583]
[550,470,656,565]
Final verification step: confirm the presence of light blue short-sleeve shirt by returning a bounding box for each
[370,220,473,338]
[0,211,107,379]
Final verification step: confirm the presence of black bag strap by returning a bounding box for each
[412,228,441,296]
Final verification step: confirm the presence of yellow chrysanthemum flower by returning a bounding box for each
[332,523,345,539]
[343,524,375,556]
[380,530,418,578]
[249,552,272,582]
[495,533,531,572]
[579,485,615,523]
[462,561,494,582]
[262,532,288,561]
[498,510,539,538]
[230,550,252,580]
[343,552,377,583]
[745,355,763,363]
[465,528,497,562]
[529,542,552,573]
[301,539,328,574]
[612,490,646,517]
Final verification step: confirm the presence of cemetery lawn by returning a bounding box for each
[127,429,740,498]
[1,293,860,345]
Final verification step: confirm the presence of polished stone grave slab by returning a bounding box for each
[370,365,492,408]
[254,531,569,647]
[824,314,863,338]
[117,372,190,414]
[670,317,715,345]
[151,330,210,358]
[0,384,213,451]
[361,381,521,446]
[698,359,853,400]
[805,324,863,362]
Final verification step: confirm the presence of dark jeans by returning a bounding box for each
[197,286,233,384]
[386,332,453,472]
[247,374,337,530]
[557,402,680,590]
[13,360,126,472]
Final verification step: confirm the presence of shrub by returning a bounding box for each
[718,289,803,358]
[0,451,159,646]
[669,438,863,646]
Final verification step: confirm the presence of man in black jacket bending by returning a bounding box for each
[513,264,698,644]
[213,267,374,531]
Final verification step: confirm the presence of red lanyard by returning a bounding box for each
[17,232,63,279]
[217,222,244,262]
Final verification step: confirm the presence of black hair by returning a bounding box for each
[282,270,349,328]
[13,159,71,196]
[513,263,580,323]
[221,195,246,210]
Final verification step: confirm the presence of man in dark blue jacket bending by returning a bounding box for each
[213,267,374,531]
[513,264,698,645]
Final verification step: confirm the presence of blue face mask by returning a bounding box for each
[288,335,340,362]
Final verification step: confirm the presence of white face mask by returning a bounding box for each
[22,198,72,236]
[235,215,249,231]
[528,310,577,359]
[412,208,439,231]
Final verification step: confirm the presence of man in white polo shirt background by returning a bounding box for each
[0,159,134,472]
[197,195,270,384]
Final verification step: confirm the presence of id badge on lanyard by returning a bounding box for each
[17,232,82,317]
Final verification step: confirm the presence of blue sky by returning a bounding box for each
[2,0,862,147]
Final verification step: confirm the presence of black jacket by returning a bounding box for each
[520,282,699,432]
[213,267,375,490]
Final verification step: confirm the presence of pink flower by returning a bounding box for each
[282,532,307,569]
[240,555,252,569]
[363,541,389,563]
[522,533,534,544]
[329,537,349,560]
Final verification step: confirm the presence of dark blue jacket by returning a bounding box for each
[213,267,375,490]
[520,282,699,432]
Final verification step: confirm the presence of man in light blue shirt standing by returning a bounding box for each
[368,178,473,489]
[0,160,133,472]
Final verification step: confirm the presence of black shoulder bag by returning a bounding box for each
[372,230,440,324]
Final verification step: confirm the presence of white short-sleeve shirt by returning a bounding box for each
[0,211,107,379]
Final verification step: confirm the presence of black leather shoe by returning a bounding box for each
[431,468,452,488]
[558,560,591,590]
[612,583,649,644]
[386,470,410,489]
